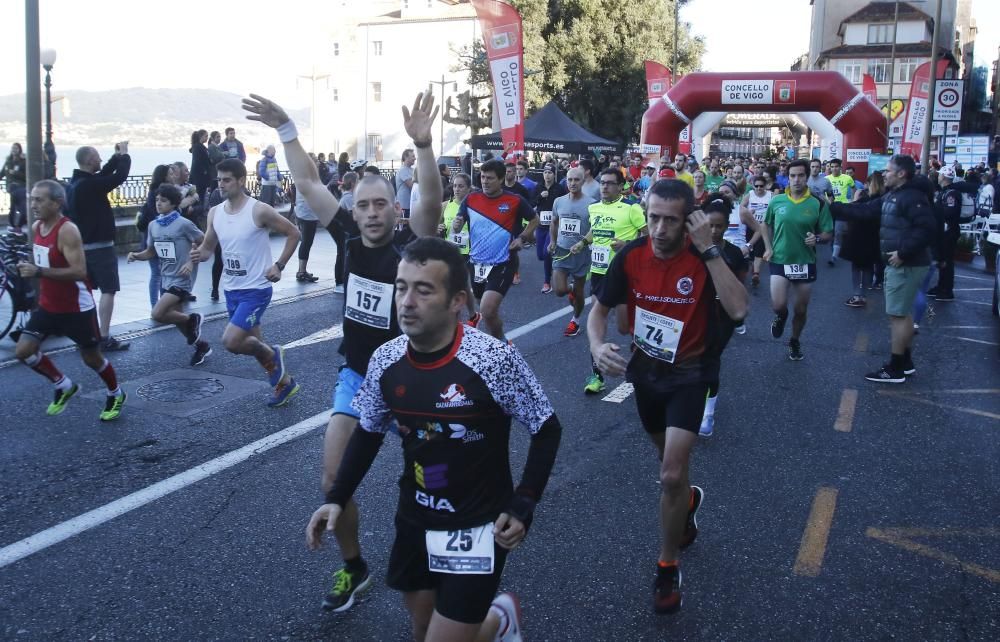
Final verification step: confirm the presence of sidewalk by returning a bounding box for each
[1,232,340,361]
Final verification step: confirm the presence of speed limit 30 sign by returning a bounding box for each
[933,80,963,121]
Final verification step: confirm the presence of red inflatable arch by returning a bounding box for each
[641,71,887,178]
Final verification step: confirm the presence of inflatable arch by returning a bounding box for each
[641,72,887,178]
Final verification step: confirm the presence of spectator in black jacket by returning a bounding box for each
[1,143,27,230]
[926,166,966,301]
[207,131,225,189]
[189,130,212,204]
[830,155,936,384]
[70,142,132,351]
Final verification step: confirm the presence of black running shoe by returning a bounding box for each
[788,338,804,361]
[771,315,786,339]
[653,563,683,614]
[865,364,905,383]
[101,336,130,352]
[190,342,212,366]
[322,566,372,612]
[679,485,703,550]
[902,358,916,376]
[186,313,203,345]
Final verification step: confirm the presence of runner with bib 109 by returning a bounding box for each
[243,90,443,612]
[760,158,833,362]
[587,179,748,615]
[308,237,561,642]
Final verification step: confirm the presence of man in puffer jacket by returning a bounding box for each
[830,155,936,384]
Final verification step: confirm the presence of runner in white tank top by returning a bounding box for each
[191,159,303,408]
[740,177,775,291]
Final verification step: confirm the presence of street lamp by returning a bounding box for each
[40,47,56,177]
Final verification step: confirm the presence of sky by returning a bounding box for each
[2,0,999,108]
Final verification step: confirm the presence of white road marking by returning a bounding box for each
[942,335,1000,347]
[283,324,343,349]
[955,300,992,307]
[0,305,578,568]
[0,412,329,569]
[954,288,993,291]
[602,382,634,403]
[939,325,992,329]
[955,274,993,282]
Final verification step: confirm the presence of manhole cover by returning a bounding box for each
[137,378,226,403]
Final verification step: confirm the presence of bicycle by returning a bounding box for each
[0,229,35,340]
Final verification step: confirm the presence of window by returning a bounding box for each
[332,88,339,102]
[367,134,382,159]
[897,57,919,83]
[373,41,383,56]
[867,24,895,44]
[371,82,382,103]
[868,58,892,83]
[332,42,339,57]
[840,63,862,84]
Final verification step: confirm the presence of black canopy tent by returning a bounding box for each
[469,101,624,156]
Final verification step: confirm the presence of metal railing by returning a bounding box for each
[1,168,399,218]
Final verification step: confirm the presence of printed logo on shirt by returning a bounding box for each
[676,277,694,296]
[437,383,473,409]
[415,461,448,490]
[498,203,510,213]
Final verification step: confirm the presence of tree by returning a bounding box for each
[455,0,704,145]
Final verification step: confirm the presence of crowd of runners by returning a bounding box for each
[10,84,982,640]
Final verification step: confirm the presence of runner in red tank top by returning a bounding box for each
[15,180,126,421]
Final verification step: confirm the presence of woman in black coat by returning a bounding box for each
[840,172,885,307]
[189,129,212,202]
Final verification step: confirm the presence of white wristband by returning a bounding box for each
[277,120,298,144]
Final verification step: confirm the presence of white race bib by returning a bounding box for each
[154,241,177,263]
[449,231,469,251]
[559,217,581,236]
[32,244,50,269]
[591,244,610,270]
[472,264,493,284]
[223,251,247,277]
[345,274,394,329]
[539,210,553,226]
[783,263,810,280]
[425,523,495,574]
[634,307,684,363]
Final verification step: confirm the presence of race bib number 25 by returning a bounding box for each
[426,523,494,574]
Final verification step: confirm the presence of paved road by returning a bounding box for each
[1,247,997,640]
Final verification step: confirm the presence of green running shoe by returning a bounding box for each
[100,390,127,421]
[47,384,80,416]
[583,373,606,395]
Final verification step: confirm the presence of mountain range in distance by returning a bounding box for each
[0,88,309,147]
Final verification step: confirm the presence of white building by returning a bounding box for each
[311,0,481,165]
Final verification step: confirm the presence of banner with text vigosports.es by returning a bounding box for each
[900,59,949,158]
[721,79,797,105]
[471,0,525,157]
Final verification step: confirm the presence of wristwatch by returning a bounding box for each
[275,260,286,271]
[699,245,722,262]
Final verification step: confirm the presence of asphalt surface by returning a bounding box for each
[1,247,998,641]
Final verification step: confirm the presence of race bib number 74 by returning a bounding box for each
[633,307,683,363]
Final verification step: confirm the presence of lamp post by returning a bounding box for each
[40,47,57,177]
[429,75,456,153]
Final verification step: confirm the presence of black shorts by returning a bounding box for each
[769,262,817,283]
[84,246,121,293]
[752,239,766,259]
[387,515,509,624]
[22,307,102,349]
[590,272,606,298]
[633,381,710,435]
[468,260,515,300]
[160,286,193,302]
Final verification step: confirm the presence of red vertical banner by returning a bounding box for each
[862,74,877,103]
[900,59,949,158]
[471,0,525,157]
[644,60,671,104]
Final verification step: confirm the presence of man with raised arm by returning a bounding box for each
[242,90,442,612]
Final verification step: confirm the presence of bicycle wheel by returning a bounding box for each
[0,281,16,340]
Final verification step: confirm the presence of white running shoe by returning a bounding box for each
[491,592,523,642]
[699,415,714,437]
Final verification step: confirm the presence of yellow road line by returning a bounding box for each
[853,332,869,353]
[866,527,1000,584]
[834,389,858,432]
[793,487,838,577]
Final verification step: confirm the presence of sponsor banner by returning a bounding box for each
[644,60,671,102]
[932,79,964,121]
[721,79,795,105]
[722,113,786,127]
[862,74,878,103]
[900,60,949,158]
[640,143,661,155]
[471,0,525,157]
[931,121,945,136]
[947,121,960,135]
[867,154,892,172]
[678,124,691,154]
[846,148,872,163]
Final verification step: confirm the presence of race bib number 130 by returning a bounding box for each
[783,263,809,280]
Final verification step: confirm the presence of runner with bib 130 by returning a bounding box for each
[760,158,833,361]
[243,89,443,612]
[308,237,562,642]
[587,179,748,614]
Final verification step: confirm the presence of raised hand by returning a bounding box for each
[402,88,439,144]
[242,94,291,129]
